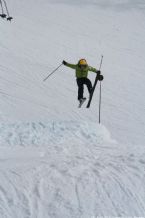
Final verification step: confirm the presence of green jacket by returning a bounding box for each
[65,62,97,78]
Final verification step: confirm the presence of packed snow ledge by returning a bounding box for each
[0,121,145,217]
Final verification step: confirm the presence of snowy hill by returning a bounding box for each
[0,0,145,217]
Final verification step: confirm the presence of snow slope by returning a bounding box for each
[0,0,145,217]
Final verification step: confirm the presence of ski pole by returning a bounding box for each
[3,0,9,16]
[99,81,102,124]
[99,55,103,71]
[43,63,63,82]
[3,0,13,21]
[99,55,104,124]
[0,0,4,14]
[0,0,6,18]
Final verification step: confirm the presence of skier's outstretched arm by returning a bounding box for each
[89,66,104,82]
[62,60,77,69]
[88,66,100,73]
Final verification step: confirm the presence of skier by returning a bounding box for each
[62,59,101,104]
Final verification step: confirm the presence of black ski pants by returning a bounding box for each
[76,77,92,100]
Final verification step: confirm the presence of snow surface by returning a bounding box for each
[0,121,145,217]
[0,0,145,217]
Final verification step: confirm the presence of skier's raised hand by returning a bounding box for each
[62,60,67,65]
[97,70,101,74]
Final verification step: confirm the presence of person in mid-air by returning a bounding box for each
[62,59,101,104]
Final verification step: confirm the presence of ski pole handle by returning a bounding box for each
[43,63,63,82]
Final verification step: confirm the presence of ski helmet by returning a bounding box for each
[78,59,88,66]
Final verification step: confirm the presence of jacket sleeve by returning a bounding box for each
[66,63,77,70]
[88,66,98,73]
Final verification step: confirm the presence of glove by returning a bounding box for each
[97,70,101,74]
[62,60,67,65]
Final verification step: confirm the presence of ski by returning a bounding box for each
[86,73,103,108]
[78,98,86,108]
[86,74,100,108]
[86,56,104,108]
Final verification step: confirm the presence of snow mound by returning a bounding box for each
[0,122,145,217]
[0,121,114,147]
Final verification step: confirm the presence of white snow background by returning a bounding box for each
[0,0,145,217]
